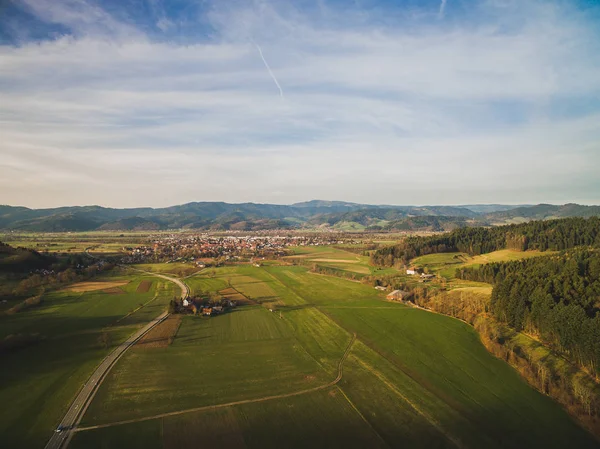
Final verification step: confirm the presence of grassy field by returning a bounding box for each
[72,388,388,449]
[285,245,398,278]
[462,249,554,268]
[81,304,334,425]
[132,262,205,277]
[411,249,555,279]
[184,274,229,296]
[73,262,599,449]
[0,271,175,449]
[0,232,151,255]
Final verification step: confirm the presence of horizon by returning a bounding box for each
[1,0,600,207]
[1,199,599,211]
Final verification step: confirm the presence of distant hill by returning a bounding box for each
[485,203,600,224]
[97,217,162,231]
[460,204,530,214]
[0,201,598,232]
[372,216,474,232]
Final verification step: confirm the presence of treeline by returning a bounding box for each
[371,217,600,266]
[0,241,116,301]
[459,249,600,376]
[310,264,362,281]
[2,293,44,316]
[0,242,54,273]
[403,284,600,429]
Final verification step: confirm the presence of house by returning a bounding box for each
[420,273,435,279]
[212,306,224,315]
[386,290,409,301]
[183,299,190,307]
[406,269,417,275]
[374,286,387,291]
[202,307,212,316]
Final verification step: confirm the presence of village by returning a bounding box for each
[120,232,362,265]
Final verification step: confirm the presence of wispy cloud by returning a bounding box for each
[254,42,284,98]
[0,0,599,207]
[439,0,447,18]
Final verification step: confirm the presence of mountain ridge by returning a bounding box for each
[0,201,598,232]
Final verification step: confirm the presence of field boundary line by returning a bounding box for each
[257,267,308,306]
[75,333,357,433]
[112,289,160,325]
[335,385,390,448]
[352,356,465,449]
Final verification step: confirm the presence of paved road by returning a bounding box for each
[44,264,189,449]
[138,271,190,300]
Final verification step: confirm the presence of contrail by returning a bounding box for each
[438,0,447,18]
[254,43,284,98]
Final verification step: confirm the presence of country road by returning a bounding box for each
[44,260,189,449]
[134,270,190,300]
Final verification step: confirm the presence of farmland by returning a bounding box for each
[1,233,598,449]
[0,271,176,449]
[132,262,205,277]
[285,245,398,278]
[70,254,599,449]
[410,249,554,279]
[0,231,151,255]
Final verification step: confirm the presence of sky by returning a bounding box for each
[1,0,600,208]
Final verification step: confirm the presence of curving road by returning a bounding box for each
[44,262,188,449]
[136,271,190,300]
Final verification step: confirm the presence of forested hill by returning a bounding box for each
[458,249,600,376]
[0,201,599,231]
[485,203,600,223]
[0,202,479,231]
[371,217,600,266]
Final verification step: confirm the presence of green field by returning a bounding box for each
[411,249,555,279]
[0,271,175,449]
[0,231,152,255]
[286,245,398,278]
[81,305,335,425]
[71,263,599,449]
[133,262,205,277]
[73,388,388,449]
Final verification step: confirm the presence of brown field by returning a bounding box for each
[136,280,152,293]
[65,281,130,293]
[219,288,255,305]
[136,315,182,348]
[102,287,125,295]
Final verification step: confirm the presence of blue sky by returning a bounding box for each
[1,0,599,208]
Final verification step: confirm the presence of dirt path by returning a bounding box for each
[75,333,357,433]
